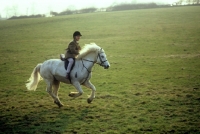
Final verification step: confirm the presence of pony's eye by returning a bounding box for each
[101,56,104,58]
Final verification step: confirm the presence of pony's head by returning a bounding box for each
[96,47,110,69]
[77,43,110,69]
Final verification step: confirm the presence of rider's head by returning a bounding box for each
[73,31,82,41]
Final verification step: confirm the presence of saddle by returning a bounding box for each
[60,54,75,82]
[60,54,75,71]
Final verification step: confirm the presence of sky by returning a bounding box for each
[0,0,177,18]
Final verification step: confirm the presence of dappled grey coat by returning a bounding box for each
[65,40,81,59]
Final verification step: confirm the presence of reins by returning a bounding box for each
[81,59,94,84]
[80,48,107,84]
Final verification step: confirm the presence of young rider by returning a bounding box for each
[65,31,82,79]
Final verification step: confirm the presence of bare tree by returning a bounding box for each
[193,0,200,4]
[186,0,192,4]
[4,6,12,18]
[178,0,184,5]
[50,11,58,16]
[12,5,18,16]
[179,0,200,4]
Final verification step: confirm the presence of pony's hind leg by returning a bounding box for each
[52,80,60,98]
[44,79,62,107]
[52,80,63,107]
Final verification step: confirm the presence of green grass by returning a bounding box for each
[0,6,200,133]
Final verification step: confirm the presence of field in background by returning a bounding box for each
[0,6,200,133]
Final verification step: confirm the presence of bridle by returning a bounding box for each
[81,48,107,66]
[80,48,107,83]
[97,48,108,66]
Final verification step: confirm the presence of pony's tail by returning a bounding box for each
[26,63,42,91]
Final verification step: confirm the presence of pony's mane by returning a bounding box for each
[77,43,101,59]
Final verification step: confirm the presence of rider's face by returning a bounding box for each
[75,35,81,41]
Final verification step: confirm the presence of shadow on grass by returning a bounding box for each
[0,104,93,134]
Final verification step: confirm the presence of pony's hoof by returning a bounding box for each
[69,93,74,97]
[69,92,77,97]
[87,98,92,103]
[59,104,64,108]
[54,101,63,108]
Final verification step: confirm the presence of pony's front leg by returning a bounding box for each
[69,82,83,98]
[83,81,96,103]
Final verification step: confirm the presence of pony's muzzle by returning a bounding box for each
[104,65,110,69]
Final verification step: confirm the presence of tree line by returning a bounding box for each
[7,2,200,20]
[175,0,200,5]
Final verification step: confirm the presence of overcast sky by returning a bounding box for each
[0,0,177,18]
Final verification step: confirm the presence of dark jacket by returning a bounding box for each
[65,40,81,59]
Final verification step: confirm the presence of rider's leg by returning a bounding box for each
[66,58,74,78]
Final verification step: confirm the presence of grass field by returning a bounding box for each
[0,6,200,133]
